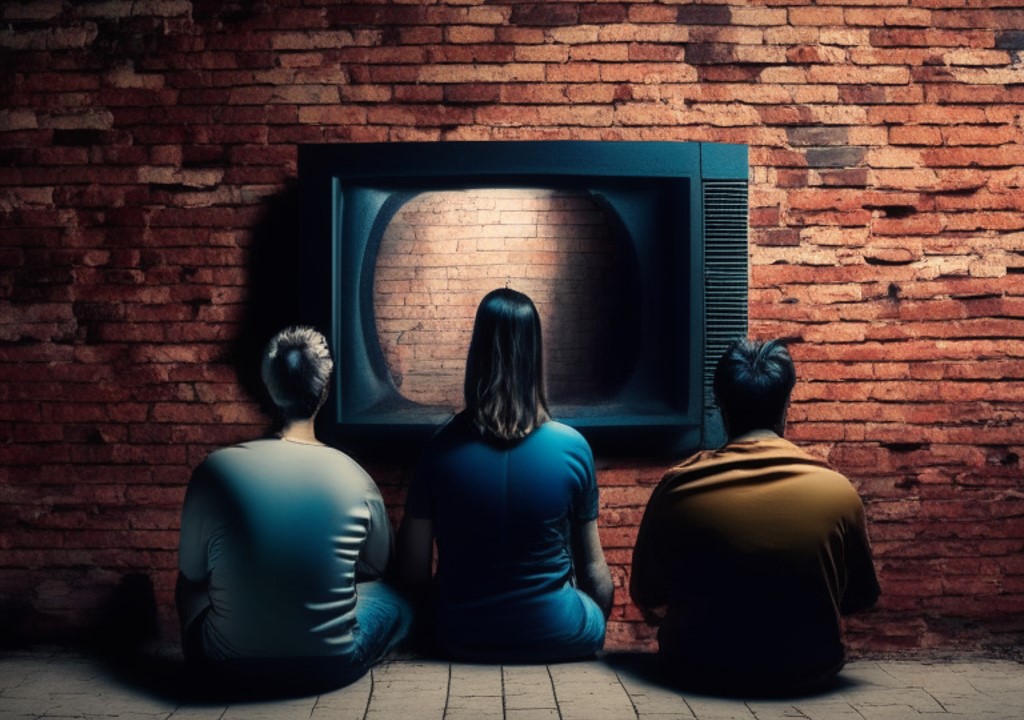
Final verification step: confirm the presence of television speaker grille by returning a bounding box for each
[702,179,749,404]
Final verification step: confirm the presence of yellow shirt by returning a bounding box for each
[630,437,879,685]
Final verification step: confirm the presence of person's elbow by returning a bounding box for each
[628,567,670,626]
[581,561,614,618]
[841,582,881,616]
[396,516,434,594]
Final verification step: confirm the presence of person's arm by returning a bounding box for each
[356,483,393,582]
[176,464,215,634]
[396,516,434,598]
[629,479,670,626]
[396,443,437,597]
[573,519,613,618]
[175,572,210,633]
[840,505,881,615]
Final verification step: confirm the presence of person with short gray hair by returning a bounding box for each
[177,326,411,693]
[261,325,334,422]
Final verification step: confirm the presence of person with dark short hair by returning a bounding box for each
[630,338,880,695]
[176,326,411,693]
[398,288,613,662]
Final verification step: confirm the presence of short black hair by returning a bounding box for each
[713,338,796,438]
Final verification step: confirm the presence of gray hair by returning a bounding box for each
[260,326,334,419]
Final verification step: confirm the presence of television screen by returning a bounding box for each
[373,187,640,412]
[298,141,748,455]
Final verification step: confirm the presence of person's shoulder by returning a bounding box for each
[193,441,250,476]
[807,462,863,502]
[537,420,591,451]
[663,447,719,479]
[773,439,854,480]
[766,440,866,504]
[431,413,468,441]
[418,413,476,458]
[199,439,291,473]
[540,419,584,440]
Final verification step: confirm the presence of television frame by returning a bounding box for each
[298,141,748,456]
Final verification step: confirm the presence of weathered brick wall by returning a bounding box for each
[2,1,1023,654]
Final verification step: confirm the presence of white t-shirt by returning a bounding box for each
[177,439,391,660]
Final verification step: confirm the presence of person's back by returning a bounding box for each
[630,339,879,694]
[408,414,603,659]
[180,439,387,660]
[398,289,613,663]
[176,326,410,692]
[634,437,877,690]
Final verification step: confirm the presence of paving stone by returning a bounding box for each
[364,660,448,720]
[165,707,231,719]
[448,663,503,699]
[0,652,1021,720]
[309,671,372,719]
[445,663,503,719]
[501,666,558,712]
[503,710,559,720]
[676,694,758,720]
[615,669,697,718]
[548,662,636,720]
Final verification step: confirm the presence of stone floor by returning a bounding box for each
[1,649,1022,720]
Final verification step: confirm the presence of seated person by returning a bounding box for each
[176,326,411,691]
[398,288,613,663]
[630,338,880,695]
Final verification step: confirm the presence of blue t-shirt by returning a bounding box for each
[406,415,602,658]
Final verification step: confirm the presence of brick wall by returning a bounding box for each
[2,1,1023,654]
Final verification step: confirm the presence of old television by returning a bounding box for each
[298,141,748,455]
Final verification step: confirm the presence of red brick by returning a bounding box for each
[889,125,943,146]
[942,125,1021,146]
[510,4,578,26]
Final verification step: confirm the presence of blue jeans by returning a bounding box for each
[185,581,412,694]
[436,587,606,664]
[351,580,414,667]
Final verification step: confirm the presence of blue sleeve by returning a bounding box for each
[571,431,600,524]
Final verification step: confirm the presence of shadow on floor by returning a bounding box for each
[97,650,363,704]
[603,651,863,701]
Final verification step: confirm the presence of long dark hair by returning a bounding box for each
[464,288,550,441]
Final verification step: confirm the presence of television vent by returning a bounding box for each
[702,179,749,401]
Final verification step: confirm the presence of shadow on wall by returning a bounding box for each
[230,181,304,423]
[0,597,34,649]
[88,573,159,657]
[0,574,157,653]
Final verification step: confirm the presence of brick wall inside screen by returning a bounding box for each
[375,188,634,407]
[1,2,1023,654]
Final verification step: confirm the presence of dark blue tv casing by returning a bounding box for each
[298,141,748,456]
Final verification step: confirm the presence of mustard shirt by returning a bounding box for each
[631,437,880,680]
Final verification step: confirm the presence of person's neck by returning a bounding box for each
[277,417,322,446]
[729,428,781,443]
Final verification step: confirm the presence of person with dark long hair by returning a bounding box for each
[398,288,613,662]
